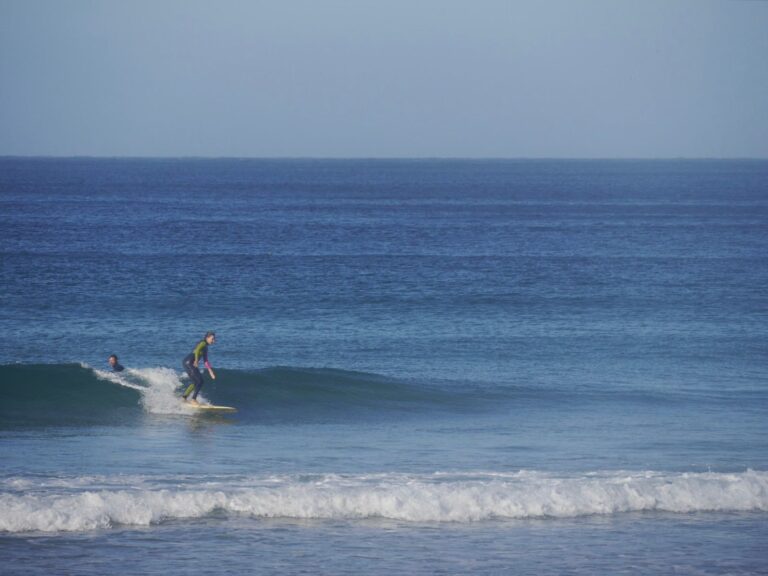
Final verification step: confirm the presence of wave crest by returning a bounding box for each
[2,470,766,533]
[1,363,461,426]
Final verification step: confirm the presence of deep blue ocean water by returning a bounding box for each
[1,158,767,574]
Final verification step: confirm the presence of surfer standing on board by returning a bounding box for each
[182,331,216,405]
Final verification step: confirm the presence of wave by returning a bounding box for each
[2,363,751,428]
[1,470,766,533]
[0,363,470,427]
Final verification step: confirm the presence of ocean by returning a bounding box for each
[1,158,767,574]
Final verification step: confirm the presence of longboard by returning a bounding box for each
[182,401,237,413]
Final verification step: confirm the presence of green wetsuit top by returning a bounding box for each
[191,340,212,369]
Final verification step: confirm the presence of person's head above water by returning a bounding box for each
[108,354,124,372]
[205,331,216,345]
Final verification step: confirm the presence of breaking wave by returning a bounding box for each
[1,470,766,533]
[0,363,469,427]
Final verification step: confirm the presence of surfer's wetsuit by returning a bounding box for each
[182,340,212,400]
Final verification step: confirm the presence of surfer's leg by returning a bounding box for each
[190,370,204,400]
[182,357,199,400]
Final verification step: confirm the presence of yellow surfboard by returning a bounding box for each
[182,401,237,413]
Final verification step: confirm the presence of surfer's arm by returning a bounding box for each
[203,349,215,379]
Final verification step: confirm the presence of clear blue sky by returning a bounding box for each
[1,0,766,157]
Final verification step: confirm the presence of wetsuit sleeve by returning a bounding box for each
[193,341,207,363]
[203,347,212,370]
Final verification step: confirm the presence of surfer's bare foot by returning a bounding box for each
[188,399,199,406]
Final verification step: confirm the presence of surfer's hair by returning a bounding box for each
[205,331,216,339]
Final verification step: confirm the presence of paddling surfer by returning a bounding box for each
[107,354,124,372]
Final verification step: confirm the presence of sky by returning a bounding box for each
[0,0,767,158]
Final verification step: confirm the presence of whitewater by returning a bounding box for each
[3,471,767,533]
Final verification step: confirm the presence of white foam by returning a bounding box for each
[91,365,204,415]
[1,470,766,533]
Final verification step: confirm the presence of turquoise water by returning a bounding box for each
[1,159,767,574]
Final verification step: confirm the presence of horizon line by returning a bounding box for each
[1,155,767,161]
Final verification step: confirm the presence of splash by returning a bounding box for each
[91,365,197,415]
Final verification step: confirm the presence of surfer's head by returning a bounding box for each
[205,331,216,344]
[108,354,119,366]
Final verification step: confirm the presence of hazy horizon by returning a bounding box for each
[2,155,767,160]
